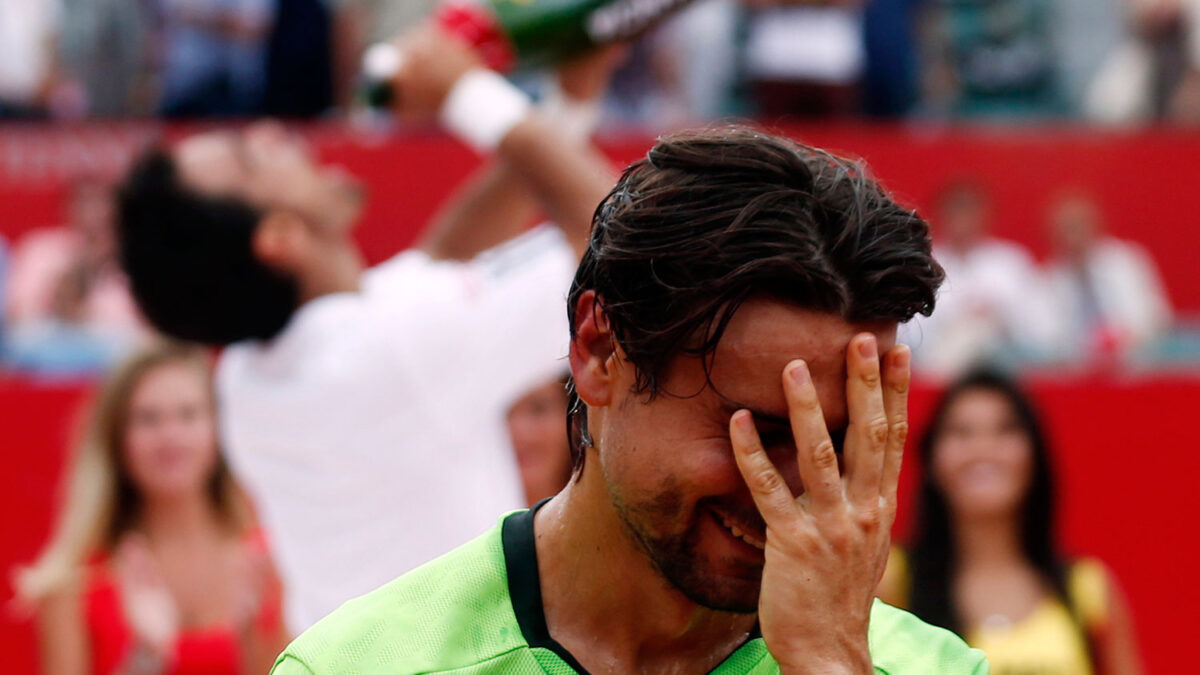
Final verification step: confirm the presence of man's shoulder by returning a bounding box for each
[272,518,531,675]
[467,224,573,279]
[867,600,989,673]
[214,289,403,399]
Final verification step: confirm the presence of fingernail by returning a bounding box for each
[893,345,910,369]
[858,336,877,360]
[789,361,809,386]
[732,410,753,433]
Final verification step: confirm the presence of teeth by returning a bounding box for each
[715,511,766,550]
[740,531,766,550]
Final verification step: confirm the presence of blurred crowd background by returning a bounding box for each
[0,1,1198,674]
[0,0,1198,376]
[1,0,1200,125]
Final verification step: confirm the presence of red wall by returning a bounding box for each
[0,123,1198,309]
[326,124,1200,313]
[0,381,90,675]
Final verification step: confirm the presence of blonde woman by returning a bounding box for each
[16,343,288,674]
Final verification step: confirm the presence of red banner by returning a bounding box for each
[0,123,1198,310]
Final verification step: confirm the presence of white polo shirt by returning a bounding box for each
[216,226,575,634]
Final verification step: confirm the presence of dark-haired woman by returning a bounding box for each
[877,370,1142,675]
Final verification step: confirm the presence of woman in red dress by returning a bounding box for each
[17,343,289,674]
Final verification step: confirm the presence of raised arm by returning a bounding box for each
[415,160,539,261]
[392,28,617,259]
[493,111,613,258]
[1098,571,1144,675]
[415,47,620,260]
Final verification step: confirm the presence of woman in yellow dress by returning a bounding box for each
[878,370,1142,675]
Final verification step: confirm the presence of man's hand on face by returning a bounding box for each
[389,24,484,122]
[729,335,910,675]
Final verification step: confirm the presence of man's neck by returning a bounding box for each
[297,243,366,303]
[534,479,758,674]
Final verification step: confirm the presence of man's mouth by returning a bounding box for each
[710,508,766,551]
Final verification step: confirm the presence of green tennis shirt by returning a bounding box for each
[272,508,989,674]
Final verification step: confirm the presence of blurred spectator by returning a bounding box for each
[157,0,273,117]
[0,0,84,119]
[902,180,1054,377]
[1053,0,1125,117]
[16,343,289,674]
[1086,0,1200,124]
[340,0,439,52]
[506,375,572,507]
[657,0,740,120]
[863,0,925,117]
[919,0,1061,120]
[59,0,155,117]
[0,234,8,350]
[603,33,692,130]
[878,370,1143,674]
[600,0,739,129]
[743,0,866,118]
[1043,190,1172,363]
[263,0,336,116]
[4,178,146,375]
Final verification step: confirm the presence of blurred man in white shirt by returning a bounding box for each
[902,180,1055,376]
[117,29,615,632]
[1044,190,1172,362]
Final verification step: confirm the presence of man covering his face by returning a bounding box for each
[272,127,988,674]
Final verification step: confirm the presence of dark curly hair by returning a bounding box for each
[118,149,299,345]
[566,126,944,469]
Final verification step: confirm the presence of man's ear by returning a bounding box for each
[251,211,309,273]
[569,290,619,408]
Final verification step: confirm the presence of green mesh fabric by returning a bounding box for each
[868,600,991,674]
[272,513,989,674]
[272,520,527,674]
[531,648,588,674]
[711,639,772,673]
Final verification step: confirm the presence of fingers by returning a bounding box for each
[730,410,796,528]
[782,360,842,514]
[844,334,888,508]
[879,345,911,510]
[737,340,908,532]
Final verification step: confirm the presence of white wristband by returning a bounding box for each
[439,69,533,154]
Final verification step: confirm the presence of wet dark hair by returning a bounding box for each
[566,126,945,470]
[907,369,1075,635]
[118,149,299,345]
